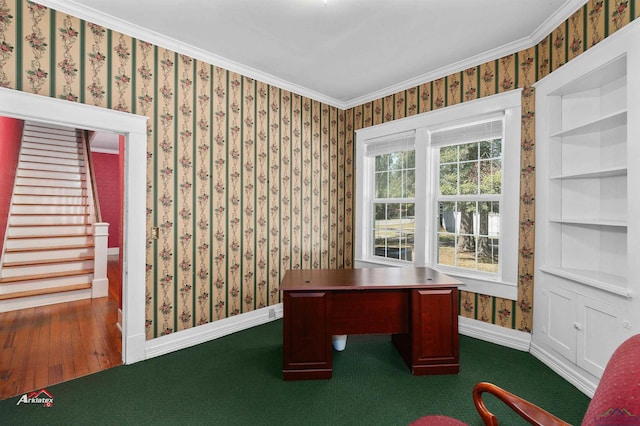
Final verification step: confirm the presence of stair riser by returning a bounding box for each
[19,154,83,167]
[18,161,83,174]
[15,177,84,188]
[12,195,87,205]
[1,260,94,278]
[10,205,88,215]
[17,168,84,181]
[22,139,80,151]
[23,128,77,141]
[20,147,82,160]
[9,215,89,225]
[5,235,93,249]
[7,225,92,237]
[14,185,85,197]
[0,289,92,313]
[3,247,93,263]
[0,274,92,294]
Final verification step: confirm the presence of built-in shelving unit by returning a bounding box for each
[531,20,640,397]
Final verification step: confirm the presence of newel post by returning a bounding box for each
[92,222,110,298]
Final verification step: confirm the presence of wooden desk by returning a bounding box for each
[281,267,462,380]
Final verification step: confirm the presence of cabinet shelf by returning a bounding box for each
[539,266,630,298]
[548,218,627,227]
[550,110,626,138]
[550,166,627,180]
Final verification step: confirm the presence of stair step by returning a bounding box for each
[7,224,92,236]
[15,177,84,188]
[4,243,93,253]
[19,154,83,167]
[0,269,93,285]
[10,204,89,215]
[24,124,77,139]
[12,194,87,205]
[21,139,81,154]
[1,258,94,277]
[18,161,83,174]
[17,168,84,181]
[3,256,94,268]
[5,234,93,249]
[0,283,92,301]
[7,232,92,239]
[14,185,85,197]
[20,147,82,160]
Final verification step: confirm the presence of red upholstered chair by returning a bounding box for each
[411,334,640,426]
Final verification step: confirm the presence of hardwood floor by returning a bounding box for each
[0,257,122,400]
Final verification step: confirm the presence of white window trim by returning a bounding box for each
[355,90,522,300]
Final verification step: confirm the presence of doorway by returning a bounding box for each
[0,87,148,369]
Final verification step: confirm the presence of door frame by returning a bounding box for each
[0,87,147,364]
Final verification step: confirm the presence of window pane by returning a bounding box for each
[479,140,493,159]
[459,162,478,195]
[375,171,388,198]
[459,142,478,162]
[439,164,458,195]
[375,154,388,171]
[389,152,404,170]
[438,233,455,266]
[457,201,476,235]
[477,236,498,273]
[438,202,456,233]
[455,235,477,270]
[389,170,403,197]
[374,203,386,221]
[480,159,501,194]
[478,201,500,237]
[405,150,415,168]
[440,145,457,163]
[405,169,415,198]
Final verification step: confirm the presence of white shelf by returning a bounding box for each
[539,266,630,298]
[550,110,626,138]
[550,166,627,180]
[548,218,627,227]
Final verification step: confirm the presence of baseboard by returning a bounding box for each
[144,304,284,360]
[458,316,531,351]
[529,341,597,397]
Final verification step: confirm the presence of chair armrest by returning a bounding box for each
[472,382,572,426]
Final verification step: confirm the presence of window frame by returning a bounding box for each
[355,90,522,300]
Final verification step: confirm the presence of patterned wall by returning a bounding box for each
[347,0,638,332]
[0,0,637,338]
[0,0,353,339]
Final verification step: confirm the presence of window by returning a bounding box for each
[373,150,415,261]
[355,90,521,300]
[434,120,503,276]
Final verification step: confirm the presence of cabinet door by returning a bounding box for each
[543,286,577,362]
[411,288,458,365]
[577,296,621,378]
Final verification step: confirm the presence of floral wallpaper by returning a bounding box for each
[346,0,637,332]
[0,0,353,339]
[0,0,637,338]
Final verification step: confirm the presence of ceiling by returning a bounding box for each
[42,0,586,110]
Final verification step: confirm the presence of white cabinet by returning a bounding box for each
[532,20,640,395]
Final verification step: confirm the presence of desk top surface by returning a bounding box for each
[280,267,462,291]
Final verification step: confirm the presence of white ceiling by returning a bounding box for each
[42,0,585,109]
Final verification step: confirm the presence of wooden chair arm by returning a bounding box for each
[472,382,572,426]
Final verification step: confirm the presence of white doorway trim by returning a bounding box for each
[0,87,147,364]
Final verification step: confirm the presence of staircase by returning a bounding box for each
[0,121,108,313]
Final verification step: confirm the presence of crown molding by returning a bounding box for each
[35,0,588,111]
[34,0,345,109]
[342,0,588,109]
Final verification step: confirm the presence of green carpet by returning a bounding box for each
[0,320,590,425]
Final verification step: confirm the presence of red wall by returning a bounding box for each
[0,117,24,254]
[92,151,121,248]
